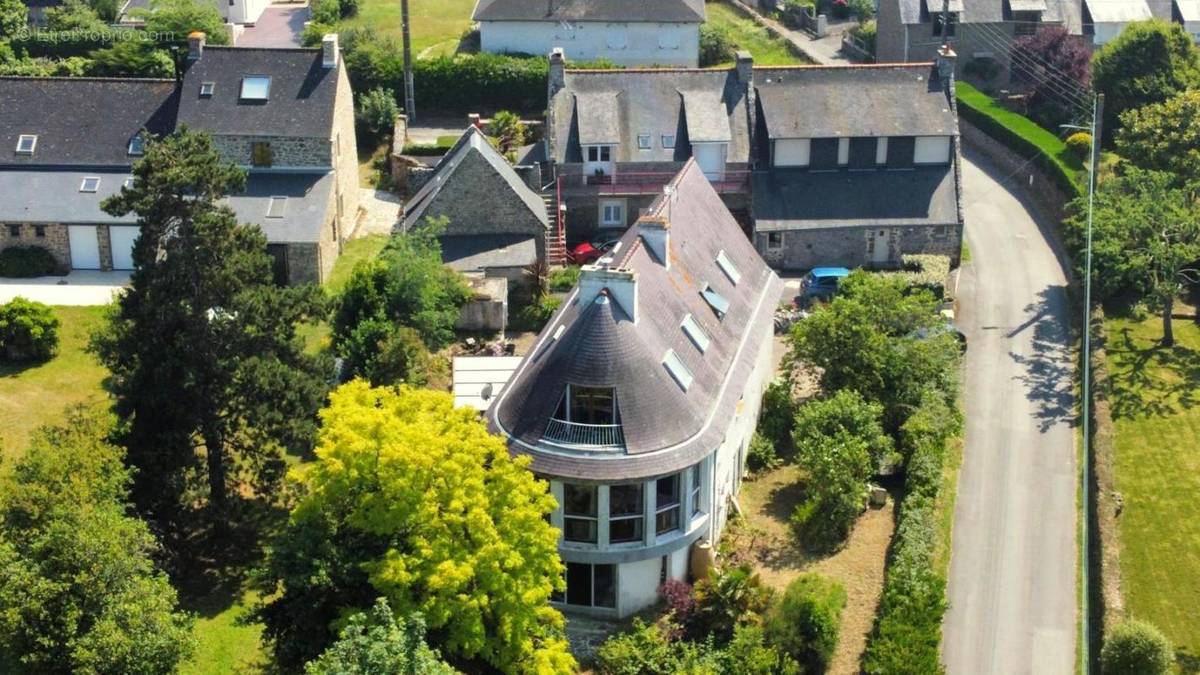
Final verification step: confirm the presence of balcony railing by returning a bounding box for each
[558,170,751,195]
[543,418,626,450]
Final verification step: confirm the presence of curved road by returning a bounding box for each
[942,151,1078,674]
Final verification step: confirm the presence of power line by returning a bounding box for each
[963,23,1093,105]
[970,22,1093,100]
[956,26,1093,115]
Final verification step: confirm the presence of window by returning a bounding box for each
[637,134,651,150]
[715,249,741,284]
[933,13,957,36]
[563,484,598,544]
[600,200,624,227]
[609,483,644,544]
[837,137,850,166]
[127,134,145,156]
[34,225,45,238]
[79,176,100,193]
[681,313,710,353]
[569,386,616,425]
[563,563,616,608]
[240,76,271,100]
[266,196,288,218]
[7,224,19,238]
[690,463,702,516]
[587,146,612,162]
[701,283,730,319]
[251,141,273,167]
[767,231,784,250]
[876,137,889,165]
[662,134,676,149]
[914,136,951,164]
[199,81,215,97]
[663,349,694,392]
[15,135,36,154]
[655,474,681,535]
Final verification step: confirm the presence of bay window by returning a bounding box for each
[563,483,598,544]
[609,483,644,544]
[561,562,616,608]
[655,474,681,535]
[690,464,702,517]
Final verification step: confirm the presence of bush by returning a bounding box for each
[848,0,874,21]
[692,565,772,644]
[309,0,338,24]
[849,20,876,55]
[595,620,795,675]
[518,293,561,329]
[963,55,1001,81]
[699,24,735,67]
[780,0,813,28]
[830,0,851,19]
[879,254,952,300]
[1066,131,1093,159]
[0,297,59,362]
[1100,619,1174,675]
[355,86,400,143]
[763,573,846,672]
[488,110,527,153]
[746,432,780,473]
[0,246,60,278]
[758,379,795,455]
[548,266,580,292]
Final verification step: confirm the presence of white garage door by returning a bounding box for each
[68,226,101,270]
[109,226,139,270]
[774,139,811,167]
[914,136,951,164]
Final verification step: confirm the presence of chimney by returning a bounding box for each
[467,113,482,129]
[548,47,566,97]
[577,266,638,324]
[735,50,754,85]
[638,214,669,269]
[935,44,956,84]
[187,31,205,61]
[322,33,339,69]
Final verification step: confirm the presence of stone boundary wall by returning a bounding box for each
[1087,305,1125,652]
[958,118,1074,227]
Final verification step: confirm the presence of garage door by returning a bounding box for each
[68,226,101,270]
[109,226,139,270]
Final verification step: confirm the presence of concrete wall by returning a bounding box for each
[0,223,70,273]
[480,20,700,66]
[456,277,508,332]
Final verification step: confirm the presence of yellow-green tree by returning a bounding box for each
[256,381,574,674]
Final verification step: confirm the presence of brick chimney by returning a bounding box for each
[638,214,669,269]
[187,31,205,61]
[578,266,638,324]
[548,47,566,98]
[735,50,754,85]
[322,34,339,68]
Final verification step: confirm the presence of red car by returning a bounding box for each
[569,238,620,265]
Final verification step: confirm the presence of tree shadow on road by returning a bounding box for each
[1008,285,1078,433]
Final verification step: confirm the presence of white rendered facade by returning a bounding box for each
[479,20,701,66]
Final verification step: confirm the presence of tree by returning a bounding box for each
[355,86,399,143]
[1064,168,1200,345]
[488,110,527,154]
[0,0,27,37]
[1012,27,1092,128]
[699,24,734,67]
[0,411,195,674]
[93,130,329,528]
[763,573,846,673]
[137,0,229,44]
[44,0,107,31]
[1117,90,1200,187]
[0,297,59,362]
[691,564,773,644]
[1091,19,1200,142]
[793,389,894,471]
[304,598,456,675]
[254,382,574,673]
[89,39,174,78]
[1100,619,1174,674]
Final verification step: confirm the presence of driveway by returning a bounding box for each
[0,270,129,306]
[235,4,307,48]
[942,151,1077,674]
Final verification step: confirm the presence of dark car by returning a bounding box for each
[798,267,851,303]
[570,237,621,265]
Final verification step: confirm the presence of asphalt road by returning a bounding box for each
[942,151,1078,674]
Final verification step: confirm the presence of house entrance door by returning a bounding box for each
[872,229,890,265]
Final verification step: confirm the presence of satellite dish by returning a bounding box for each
[481,383,494,401]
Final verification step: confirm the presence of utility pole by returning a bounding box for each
[401,0,415,123]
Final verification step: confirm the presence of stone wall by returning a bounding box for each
[212,134,330,169]
[0,223,70,272]
[97,225,113,271]
[959,117,1074,225]
[755,223,958,271]
[331,59,361,242]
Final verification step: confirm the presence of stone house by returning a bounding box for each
[472,0,705,67]
[0,33,359,285]
[488,160,782,617]
[399,126,554,283]
[539,49,964,271]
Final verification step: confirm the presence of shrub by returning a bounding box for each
[1100,619,1174,675]
[848,0,874,21]
[0,246,60,278]
[309,0,338,24]
[595,620,723,675]
[548,266,580,292]
[780,0,813,28]
[763,573,846,672]
[336,0,356,18]
[963,55,1001,82]
[1066,131,1093,159]
[355,86,400,143]
[746,432,780,473]
[849,20,876,55]
[518,293,561,329]
[758,379,795,455]
[699,24,735,67]
[338,320,432,386]
[830,0,851,19]
[692,565,772,644]
[0,297,59,362]
[488,110,527,153]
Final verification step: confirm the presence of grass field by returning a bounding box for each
[706,1,812,66]
[1106,312,1200,663]
[338,0,476,55]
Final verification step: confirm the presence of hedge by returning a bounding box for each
[956,81,1086,199]
[0,246,61,278]
[9,29,147,59]
[0,297,60,362]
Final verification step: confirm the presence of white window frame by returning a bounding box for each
[655,473,682,535]
[689,463,703,517]
[240,75,271,100]
[681,313,711,353]
[79,176,100,193]
[199,81,215,97]
[637,134,652,150]
[559,562,616,609]
[914,136,952,164]
[715,249,741,285]
[599,199,625,227]
[562,483,599,544]
[837,137,850,165]
[127,134,145,156]
[773,138,810,167]
[876,136,889,165]
[15,134,37,154]
[662,134,676,149]
[608,483,645,544]
[266,196,288,218]
[663,348,694,391]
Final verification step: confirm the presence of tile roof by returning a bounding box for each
[472,0,706,23]
[177,46,338,139]
[489,159,782,480]
[0,77,177,168]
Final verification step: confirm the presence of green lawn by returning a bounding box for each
[0,305,110,462]
[1106,313,1200,661]
[706,1,812,66]
[326,234,390,293]
[337,0,477,55]
[180,591,266,675]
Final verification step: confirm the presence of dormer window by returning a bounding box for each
[240,76,271,100]
[199,81,215,97]
[715,249,741,285]
[266,196,287,218]
[15,135,36,155]
[128,134,145,156]
[663,349,694,391]
[79,176,100,193]
[547,384,624,448]
[701,283,729,319]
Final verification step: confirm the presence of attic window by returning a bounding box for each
[15,135,36,154]
[662,134,676,149]
[199,81,215,97]
[79,176,100,193]
[715,250,741,285]
[701,283,729,319]
[663,349,694,392]
[266,196,288,218]
[681,314,710,353]
[240,76,271,100]
[637,134,651,150]
[128,134,145,156]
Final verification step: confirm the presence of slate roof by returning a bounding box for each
[472,0,705,23]
[489,160,783,480]
[897,0,1071,23]
[752,166,959,231]
[440,233,538,271]
[755,65,956,139]
[177,46,338,139]
[227,172,334,243]
[549,67,752,163]
[1083,0,1153,21]
[0,77,178,168]
[0,169,137,224]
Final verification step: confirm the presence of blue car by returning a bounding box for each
[799,267,851,303]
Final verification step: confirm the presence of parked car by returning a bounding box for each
[798,267,851,303]
[570,237,621,265]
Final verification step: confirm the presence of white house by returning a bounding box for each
[472,0,706,67]
[487,160,781,617]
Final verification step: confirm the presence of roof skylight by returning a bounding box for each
[240,76,271,100]
[15,135,36,154]
[716,250,741,285]
[199,81,215,97]
[701,284,729,319]
[663,349,694,391]
[79,176,100,193]
[681,314,711,353]
[266,196,287,218]
[128,134,145,156]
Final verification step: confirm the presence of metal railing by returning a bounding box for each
[557,170,751,195]
[543,418,625,450]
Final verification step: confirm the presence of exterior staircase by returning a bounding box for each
[543,177,568,266]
